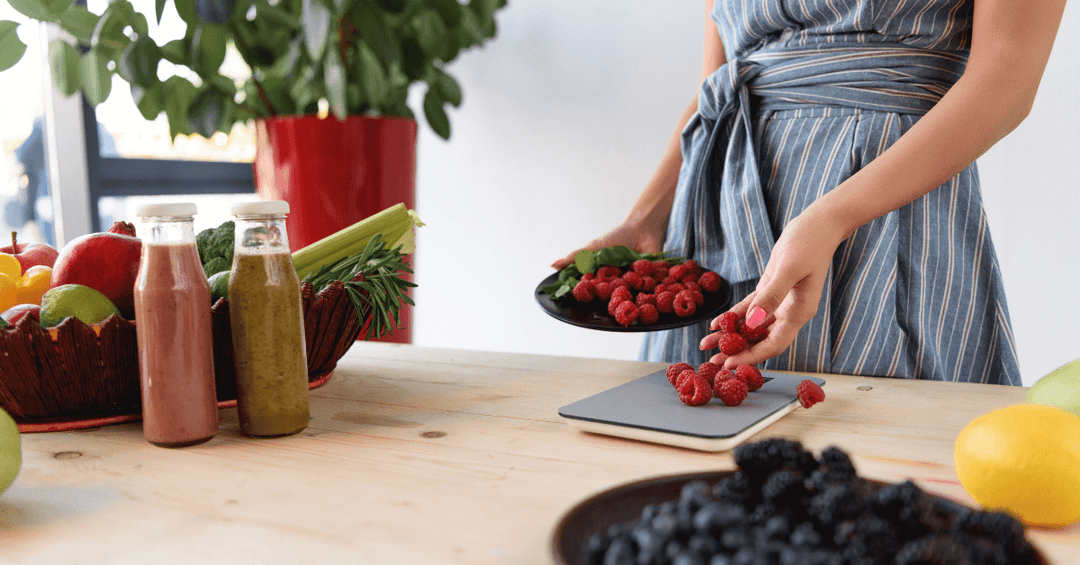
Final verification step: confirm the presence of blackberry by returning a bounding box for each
[688,532,722,557]
[709,555,734,565]
[720,528,751,552]
[681,480,716,510]
[712,472,754,509]
[761,469,807,508]
[808,483,863,526]
[873,480,944,535]
[693,502,748,535]
[789,521,822,548]
[731,548,767,565]
[582,532,608,565]
[833,515,899,564]
[602,536,636,565]
[733,438,818,481]
[633,524,666,556]
[650,512,679,543]
[672,551,707,565]
[762,514,791,540]
[950,508,1033,560]
[893,534,969,565]
[817,446,856,478]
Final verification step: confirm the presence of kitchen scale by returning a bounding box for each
[558,369,826,452]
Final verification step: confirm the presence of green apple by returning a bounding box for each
[0,406,20,496]
[1028,358,1080,417]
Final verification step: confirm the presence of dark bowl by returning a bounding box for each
[551,470,1051,565]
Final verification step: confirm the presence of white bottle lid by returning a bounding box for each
[231,200,290,216]
[136,202,198,218]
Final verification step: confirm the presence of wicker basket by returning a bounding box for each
[0,281,362,431]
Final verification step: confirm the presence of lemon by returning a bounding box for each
[39,284,121,327]
[208,271,230,303]
[954,403,1080,527]
[0,253,20,279]
[0,406,20,497]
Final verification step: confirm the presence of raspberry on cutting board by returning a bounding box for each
[796,380,826,408]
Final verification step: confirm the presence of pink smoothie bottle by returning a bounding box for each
[133,203,218,447]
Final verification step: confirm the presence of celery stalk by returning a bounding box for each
[292,203,422,280]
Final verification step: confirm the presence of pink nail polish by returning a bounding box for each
[747,307,767,329]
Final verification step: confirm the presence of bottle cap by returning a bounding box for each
[136,202,198,218]
[231,200,290,216]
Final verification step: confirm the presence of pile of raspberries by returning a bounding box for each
[666,361,825,409]
[570,259,724,326]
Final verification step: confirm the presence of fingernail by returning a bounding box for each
[747,307,766,328]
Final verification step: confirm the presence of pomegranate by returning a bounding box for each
[50,231,142,319]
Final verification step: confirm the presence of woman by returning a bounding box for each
[553,0,1067,383]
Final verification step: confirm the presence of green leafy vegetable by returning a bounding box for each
[540,245,683,303]
[195,220,235,276]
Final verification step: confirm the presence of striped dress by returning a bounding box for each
[640,0,1022,385]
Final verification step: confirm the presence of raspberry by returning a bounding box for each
[596,265,622,279]
[673,290,697,317]
[636,293,657,307]
[697,362,721,386]
[683,259,703,277]
[715,378,748,406]
[718,332,747,355]
[641,276,658,293]
[631,259,655,277]
[666,283,687,295]
[735,364,764,392]
[665,362,694,386]
[681,273,698,285]
[653,284,667,295]
[669,262,690,280]
[622,270,644,290]
[609,277,628,292]
[608,287,631,315]
[655,291,675,314]
[571,280,595,302]
[698,271,723,293]
[715,367,736,384]
[614,300,640,326]
[797,380,825,408]
[581,272,596,282]
[638,304,659,325]
[684,281,702,294]
[677,373,712,406]
[689,289,704,307]
[716,311,743,334]
[594,281,614,301]
[674,368,698,389]
[738,319,770,343]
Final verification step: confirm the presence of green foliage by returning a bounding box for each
[195,220,235,276]
[0,0,507,140]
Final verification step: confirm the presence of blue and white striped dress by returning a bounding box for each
[640,0,1022,385]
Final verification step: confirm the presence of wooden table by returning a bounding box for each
[1,343,1076,564]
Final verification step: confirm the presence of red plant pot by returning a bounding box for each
[254,115,417,344]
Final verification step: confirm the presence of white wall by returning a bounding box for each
[411,1,1080,387]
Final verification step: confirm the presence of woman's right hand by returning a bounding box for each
[550,220,667,271]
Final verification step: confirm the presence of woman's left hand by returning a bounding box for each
[699,203,852,369]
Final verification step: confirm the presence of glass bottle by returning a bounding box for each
[228,200,310,437]
[133,203,218,447]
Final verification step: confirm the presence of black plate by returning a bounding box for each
[534,272,732,332]
[550,471,1051,565]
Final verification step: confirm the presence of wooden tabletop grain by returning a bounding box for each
[1,343,1076,564]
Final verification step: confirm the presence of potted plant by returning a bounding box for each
[0,0,506,342]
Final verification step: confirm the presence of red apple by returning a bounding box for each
[51,232,142,319]
[1,304,40,326]
[0,232,59,273]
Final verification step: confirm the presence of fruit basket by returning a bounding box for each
[0,280,363,432]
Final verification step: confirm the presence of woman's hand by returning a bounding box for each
[551,220,667,271]
[699,203,853,368]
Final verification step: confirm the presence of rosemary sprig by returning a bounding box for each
[301,234,416,340]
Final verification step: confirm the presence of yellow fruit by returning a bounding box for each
[15,265,51,305]
[954,403,1080,527]
[0,406,20,497]
[39,284,121,327]
[0,253,20,279]
[0,274,16,312]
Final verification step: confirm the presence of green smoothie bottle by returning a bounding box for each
[228,201,310,437]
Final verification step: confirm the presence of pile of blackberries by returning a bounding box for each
[580,438,1041,565]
